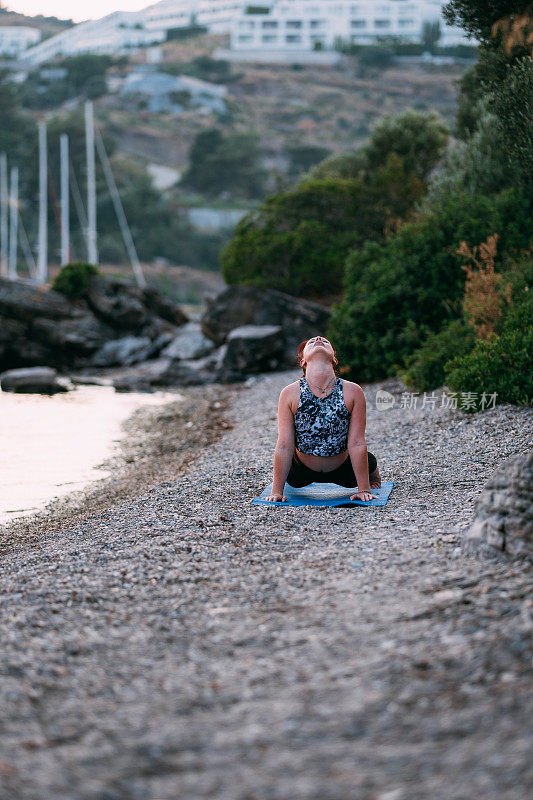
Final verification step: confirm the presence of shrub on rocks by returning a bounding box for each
[52,262,98,299]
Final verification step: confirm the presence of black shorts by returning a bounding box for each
[286,452,378,489]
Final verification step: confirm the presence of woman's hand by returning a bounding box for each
[264,493,287,502]
[350,490,377,502]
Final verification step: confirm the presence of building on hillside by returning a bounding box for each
[230,1,470,53]
[23,0,243,66]
[0,26,41,57]
[22,11,167,65]
[140,0,243,35]
[21,0,470,65]
[120,67,227,113]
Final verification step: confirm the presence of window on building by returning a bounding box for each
[309,19,325,29]
[398,18,414,27]
[374,19,390,28]
[262,20,278,28]
[238,34,254,42]
[351,19,366,28]
[286,34,302,43]
[286,20,302,29]
[262,34,277,42]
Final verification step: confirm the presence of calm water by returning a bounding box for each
[0,385,178,523]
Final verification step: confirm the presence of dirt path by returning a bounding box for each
[1,372,532,800]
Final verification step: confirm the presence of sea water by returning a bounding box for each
[0,385,178,523]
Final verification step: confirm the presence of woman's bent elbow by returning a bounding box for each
[275,442,294,455]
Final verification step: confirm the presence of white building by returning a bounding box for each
[21,0,469,65]
[23,1,243,66]
[0,26,41,57]
[230,1,470,52]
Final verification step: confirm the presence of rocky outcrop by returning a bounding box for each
[201,286,331,366]
[0,366,71,394]
[0,276,188,373]
[219,325,284,382]
[161,322,215,361]
[1,278,333,389]
[464,452,533,560]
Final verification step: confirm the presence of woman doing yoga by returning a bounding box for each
[265,336,381,503]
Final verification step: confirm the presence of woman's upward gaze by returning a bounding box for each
[265,336,381,502]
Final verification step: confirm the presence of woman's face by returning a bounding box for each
[302,336,336,365]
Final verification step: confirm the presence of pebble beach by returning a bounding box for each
[0,372,532,800]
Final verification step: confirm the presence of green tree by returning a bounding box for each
[443,1,531,41]
[445,293,533,407]
[182,128,265,198]
[221,110,448,297]
[222,155,424,297]
[491,56,533,183]
[422,20,441,50]
[364,110,449,181]
[311,110,448,183]
[328,188,533,382]
[0,70,36,184]
[286,144,331,180]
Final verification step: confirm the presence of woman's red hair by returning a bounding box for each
[297,339,339,375]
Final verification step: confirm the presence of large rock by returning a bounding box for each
[464,453,533,560]
[161,322,215,361]
[0,276,188,375]
[92,336,153,367]
[0,278,79,321]
[85,277,148,330]
[140,286,188,327]
[201,286,331,365]
[0,366,70,394]
[85,277,189,332]
[219,324,284,382]
[31,314,111,356]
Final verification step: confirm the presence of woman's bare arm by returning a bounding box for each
[346,383,376,502]
[265,385,296,502]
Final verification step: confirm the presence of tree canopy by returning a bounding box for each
[443,1,532,41]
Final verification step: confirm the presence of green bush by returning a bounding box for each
[328,188,533,382]
[52,262,98,298]
[402,319,476,392]
[182,128,265,199]
[359,45,394,69]
[221,155,424,297]
[311,109,448,183]
[445,294,533,408]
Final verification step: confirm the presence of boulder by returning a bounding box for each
[219,324,284,382]
[107,358,173,392]
[0,277,80,322]
[0,275,189,376]
[155,354,218,387]
[201,286,331,365]
[31,314,112,356]
[464,452,533,560]
[85,276,148,330]
[161,322,215,361]
[0,366,70,394]
[141,286,188,327]
[91,336,153,367]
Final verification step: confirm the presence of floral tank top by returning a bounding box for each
[294,377,350,456]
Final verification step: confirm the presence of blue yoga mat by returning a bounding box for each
[253,481,394,508]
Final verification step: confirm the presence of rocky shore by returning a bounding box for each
[0,372,532,800]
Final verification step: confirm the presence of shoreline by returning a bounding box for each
[0,382,235,555]
[0,371,532,798]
